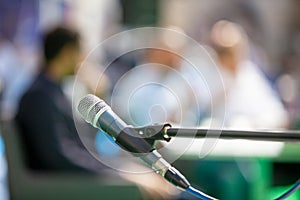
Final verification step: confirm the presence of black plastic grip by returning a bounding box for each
[115,127,154,154]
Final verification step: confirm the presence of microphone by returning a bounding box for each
[77,94,190,190]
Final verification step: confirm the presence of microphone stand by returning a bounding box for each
[132,124,300,200]
[133,123,300,144]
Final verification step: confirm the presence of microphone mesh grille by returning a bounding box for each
[77,94,107,124]
[87,101,108,124]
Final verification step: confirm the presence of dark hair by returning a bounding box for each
[43,27,79,64]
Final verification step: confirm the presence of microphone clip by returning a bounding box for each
[133,123,173,147]
[115,123,172,154]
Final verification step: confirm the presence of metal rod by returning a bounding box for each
[165,128,300,142]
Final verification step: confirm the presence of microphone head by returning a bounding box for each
[77,94,109,125]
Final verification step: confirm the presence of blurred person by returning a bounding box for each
[0,34,21,200]
[15,26,108,173]
[0,0,40,119]
[0,35,20,118]
[111,45,198,127]
[205,20,288,129]
[15,26,179,200]
[109,26,203,127]
[0,35,36,120]
[172,21,290,199]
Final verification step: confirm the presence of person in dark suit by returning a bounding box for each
[16,27,106,173]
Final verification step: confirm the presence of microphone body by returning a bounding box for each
[77,94,190,190]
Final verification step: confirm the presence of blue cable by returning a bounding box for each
[274,179,300,200]
[186,186,218,200]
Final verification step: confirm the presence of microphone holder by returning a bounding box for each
[133,123,300,145]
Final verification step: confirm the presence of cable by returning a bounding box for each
[274,179,300,200]
[186,186,218,200]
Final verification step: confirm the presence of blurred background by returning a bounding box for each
[0,0,300,199]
